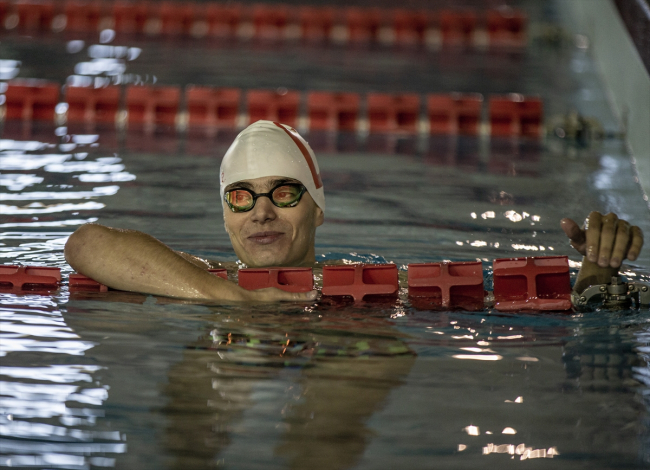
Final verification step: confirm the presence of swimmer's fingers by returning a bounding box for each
[584,211,604,264]
[609,220,632,267]
[579,212,643,267]
[627,225,644,262]
[246,287,318,303]
[560,217,586,255]
[562,212,643,269]
[596,213,619,267]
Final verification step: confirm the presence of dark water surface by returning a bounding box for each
[2,1,650,468]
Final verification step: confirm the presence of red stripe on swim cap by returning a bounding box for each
[273,122,323,189]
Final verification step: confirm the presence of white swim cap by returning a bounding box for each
[220,120,325,210]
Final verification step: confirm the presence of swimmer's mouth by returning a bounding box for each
[247,231,284,244]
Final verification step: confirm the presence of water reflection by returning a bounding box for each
[0,233,70,264]
[1,186,120,201]
[482,443,559,459]
[0,60,21,80]
[162,305,415,469]
[58,289,648,468]
[0,302,126,468]
[2,201,106,215]
[0,153,71,170]
[0,126,132,467]
[0,134,133,264]
[0,174,45,191]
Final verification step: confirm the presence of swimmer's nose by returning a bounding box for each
[250,195,278,223]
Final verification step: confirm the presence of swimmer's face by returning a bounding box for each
[223,175,324,267]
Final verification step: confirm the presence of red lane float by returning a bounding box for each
[112,1,149,34]
[69,273,108,292]
[246,89,300,128]
[367,93,420,134]
[4,80,60,121]
[408,261,484,308]
[65,85,120,124]
[125,85,180,128]
[208,268,228,280]
[392,9,432,46]
[343,7,382,44]
[489,94,543,138]
[427,93,483,135]
[0,2,9,28]
[12,0,55,32]
[205,3,242,38]
[0,265,61,289]
[322,264,398,302]
[238,267,313,293]
[159,1,196,37]
[439,9,477,47]
[493,256,572,311]
[299,6,334,42]
[252,3,289,41]
[487,8,527,47]
[186,86,241,129]
[307,91,359,132]
[63,0,103,34]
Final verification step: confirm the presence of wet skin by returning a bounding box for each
[561,211,643,268]
[223,175,324,268]
[561,211,644,293]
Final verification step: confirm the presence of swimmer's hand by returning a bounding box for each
[239,287,318,303]
[561,211,643,268]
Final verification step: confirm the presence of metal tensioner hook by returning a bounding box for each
[572,276,650,310]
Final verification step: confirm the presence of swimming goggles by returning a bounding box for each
[224,183,307,213]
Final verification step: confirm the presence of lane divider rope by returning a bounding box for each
[1,256,576,311]
[0,1,528,50]
[0,80,544,138]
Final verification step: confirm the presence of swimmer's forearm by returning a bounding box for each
[64,224,317,302]
[573,256,618,294]
[177,251,211,269]
[64,223,248,301]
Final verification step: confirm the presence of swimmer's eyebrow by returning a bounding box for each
[269,178,301,187]
[225,181,254,192]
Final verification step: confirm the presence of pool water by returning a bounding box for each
[3,2,650,469]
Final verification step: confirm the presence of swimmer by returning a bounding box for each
[64,120,644,302]
[65,121,322,302]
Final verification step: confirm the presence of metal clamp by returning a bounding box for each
[572,276,650,309]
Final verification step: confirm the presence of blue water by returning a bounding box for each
[2,2,650,469]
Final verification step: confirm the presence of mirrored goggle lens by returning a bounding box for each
[271,185,303,206]
[226,189,254,211]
